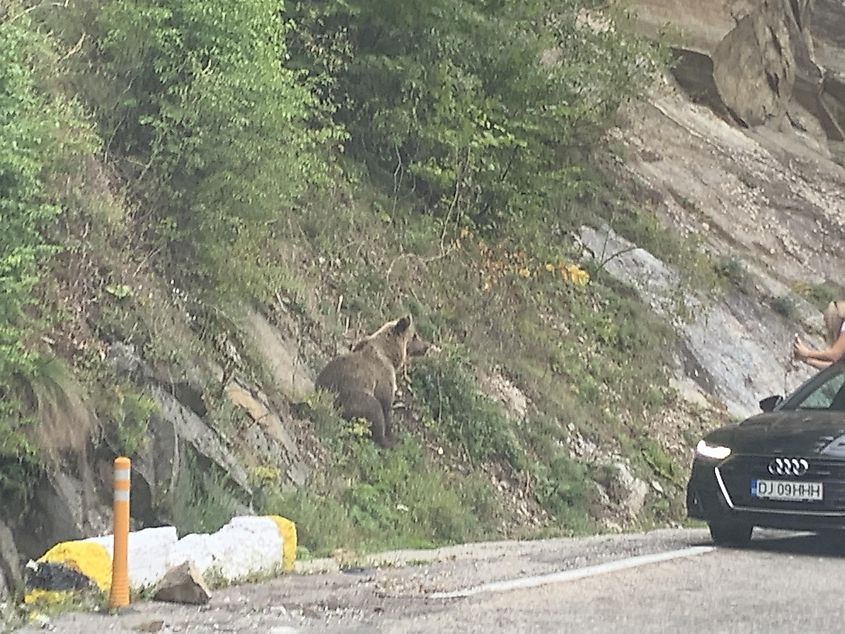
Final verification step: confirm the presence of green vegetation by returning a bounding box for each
[288,0,661,229]
[771,294,798,320]
[0,11,99,502]
[97,383,157,457]
[168,450,243,535]
[262,435,502,556]
[0,0,703,555]
[798,281,841,311]
[713,256,753,294]
[412,350,524,468]
[0,18,60,379]
[68,0,343,296]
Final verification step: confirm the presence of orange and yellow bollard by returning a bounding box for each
[109,456,131,608]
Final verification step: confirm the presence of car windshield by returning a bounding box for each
[781,362,845,411]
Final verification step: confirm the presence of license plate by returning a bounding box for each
[751,479,823,502]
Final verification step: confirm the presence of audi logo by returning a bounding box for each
[767,457,809,477]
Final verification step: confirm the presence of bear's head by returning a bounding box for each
[352,314,430,368]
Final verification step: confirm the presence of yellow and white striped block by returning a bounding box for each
[165,515,297,581]
[24,515,297,606]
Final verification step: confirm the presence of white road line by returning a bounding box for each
[430,546,715,599]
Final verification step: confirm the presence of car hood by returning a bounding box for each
[706,411,845,457]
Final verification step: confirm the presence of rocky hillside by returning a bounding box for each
[605,0,845,417]
[2,0,845,616]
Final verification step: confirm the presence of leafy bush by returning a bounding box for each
[411,349,525,468]
[533,455,596,529]
[288,0,662,227]
[0,19,61,379]
[0,394,40,505]
[75,0,343,295]
[771,295,798,320]
[0,14,97,500]
[800,281,840,311]
[98,383,158,457]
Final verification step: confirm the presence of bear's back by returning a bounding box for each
[315,345,394,396]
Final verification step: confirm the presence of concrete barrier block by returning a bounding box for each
[85,526,178,589]
[24,515,297,607]
[267,515,297,572]
[168,516,283,582]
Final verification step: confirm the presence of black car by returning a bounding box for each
[687,360,845,546]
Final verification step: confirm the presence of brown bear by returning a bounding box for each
[315,315,429,447]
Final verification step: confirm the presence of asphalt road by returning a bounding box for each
[16,527,845,633]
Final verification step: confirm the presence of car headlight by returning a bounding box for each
[695,439,731,460]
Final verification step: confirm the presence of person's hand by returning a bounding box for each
[793,337,811,360]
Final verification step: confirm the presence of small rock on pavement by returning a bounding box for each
[152,562,212,605]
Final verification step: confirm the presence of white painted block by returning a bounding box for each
[85,526,179,589]
[74,516,286,589]
[212,516,282,580]
[167,532,217,574]
[167,517,282,582]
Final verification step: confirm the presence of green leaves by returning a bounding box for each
[0,19,61,377]
[88,0,343,295]
[288,0,662,228]
[411,348,525,469]
[105,284,133,300]
[0,14,105,497]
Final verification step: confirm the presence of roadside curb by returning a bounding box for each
[23,515,297,610]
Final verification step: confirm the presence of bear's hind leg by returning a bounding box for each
[380,402,397,447]
[339,392,389,447]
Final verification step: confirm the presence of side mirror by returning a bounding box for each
[759,395,784,413]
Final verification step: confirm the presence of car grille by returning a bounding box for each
[718,454,845,512]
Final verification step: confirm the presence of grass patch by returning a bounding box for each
[532,453,597,532]
[797,281,841,311]
[639,438,685,487]
[261,437,502,557]
[411,349,525,470]
[600,205,719,294]
[713,256,753,294]
[167,450,243,536]
[770,295,798,320]
[96,382,157,457]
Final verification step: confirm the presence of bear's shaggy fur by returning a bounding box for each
[315,315,428,447]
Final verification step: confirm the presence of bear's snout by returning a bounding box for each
[407,333,430,358]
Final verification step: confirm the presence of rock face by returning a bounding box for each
[606,1,845,318]
[633,0,845,162]
[711,0,811,127]
[606,463,650,520]
[236,308,315,403]
[0,521,20,610]
[587,0,845,454]
[14,471,112,564]
[2,302,315,567]
[579,224,819,419]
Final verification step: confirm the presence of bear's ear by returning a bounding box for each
[394,315,412,333]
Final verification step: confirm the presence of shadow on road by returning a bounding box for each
[702,530,845,559]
